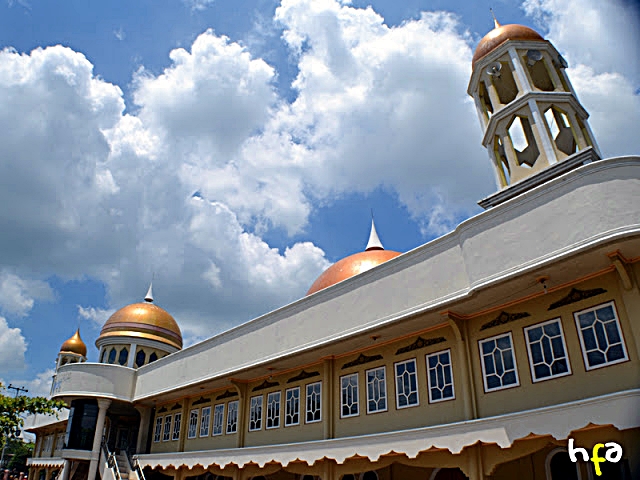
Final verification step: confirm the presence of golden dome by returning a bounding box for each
[473,23,545,67]
[98,302,183,350]
[306,249,402,295]
[60,329,87,357]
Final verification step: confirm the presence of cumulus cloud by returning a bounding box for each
[0,317,27,374]
[77,306,116,327]
[0,271,53,317]
[522,0,640,157]
[7,369,56,398]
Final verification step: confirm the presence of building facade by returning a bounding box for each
[28,20,640,480]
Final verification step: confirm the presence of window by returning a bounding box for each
[149,352,158,363]
[426,349,455,403]
[574,302,628,370]
[100,349,107,363]
[545,449,579,480]
[118,347,128,366]
[525,319,571,382]
[249,396,263,431]
[212,404,224,436]
[226,400,238,434]
[285,387,300,426]
[395,359,419,408]
[187,409,198,439]
[162,415,172,442]
[340,373,359,417]
[108,348,116,364]
[266,392,281,429]
[172,413,181,441]
[135,349,146,368]
[479,332,519,392]
[199,406,211,437]
[306,382,322,423]
[153,416,162,442]
[366,367,387,413]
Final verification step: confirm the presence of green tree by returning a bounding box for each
[5,439,34,471]
[0,383,66,453]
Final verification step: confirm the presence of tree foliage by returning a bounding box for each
[0,383,66,447]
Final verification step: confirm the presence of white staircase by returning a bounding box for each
[115,453,130,480]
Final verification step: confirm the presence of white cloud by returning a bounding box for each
[0,271,53,317]
[0,317,27,374]
[183,0,215,11]
[8,369,56,398]
[77,306,116,327]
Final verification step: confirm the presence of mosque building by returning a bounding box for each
[26,19,640,480]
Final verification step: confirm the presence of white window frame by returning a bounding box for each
[199,406,211,437]
[266,391,281,429]
[285,386,300,426]
[153,416,163,443]
[187,409,199,439]
[394,358,419,409]
[162,414,172,442]
[226,400,238,434]
[212,404,225,436]
[340,373,360,418]
[305,381,322,423]
[574,301,629,371]
[524,318,572,382]
[365,366,388,414]
[479,332,520,392]
[172,412,181,441]
[249,395,263,432]
[426,349,455,403]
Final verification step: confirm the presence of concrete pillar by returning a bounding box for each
[322,357,334,440]
[87,399,111,480]
[134,406,151,454]
[127,344,138,368]
[59,461,70,480]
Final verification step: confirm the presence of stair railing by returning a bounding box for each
[101,438,121,480]
[129,452,146,480]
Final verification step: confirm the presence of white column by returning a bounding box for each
[528,99,557,164]
[127,343,138,368]
[134,406,151,454]
[87,399,111,480]
[59,461,70,480]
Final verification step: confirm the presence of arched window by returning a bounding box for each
[136,349,146,368]
[100,349,107,363]
[149,352,158,363]
[545,448,580,480]
[108,347,117,364]
[118,347,128,366]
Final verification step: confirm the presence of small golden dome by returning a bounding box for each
[60,329,87,357]
[306,249,402,295]
[473,23,545,67]
[98,302,183,350]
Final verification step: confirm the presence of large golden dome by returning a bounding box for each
[98,301,183,350]
[60,329,87,357]
[306,219,402,296]
[473,23,545,67]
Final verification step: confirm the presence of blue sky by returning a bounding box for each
[0,0,638,397]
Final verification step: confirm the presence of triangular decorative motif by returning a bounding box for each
[480,311,530,331]
[548,287,607,310]
[341,353,383,370]
[396,336,447,355]
[252,379,280,392]
[287,370,320,383]
[216,390,238,400]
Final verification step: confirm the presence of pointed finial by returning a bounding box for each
[490,8,501,29]
[144,282,154,303]
[365,216,384,251]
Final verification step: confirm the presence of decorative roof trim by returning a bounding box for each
[252,380,280,392]
[216,390,238,400]
[396,336,447,355]
[192,397,211,406]
[480,311,530,331]
[548,287,607,310]
[341,353,383,370]
[171,403,182,411]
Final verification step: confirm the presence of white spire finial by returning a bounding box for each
[365,216,384,251]
[144,282,154,303]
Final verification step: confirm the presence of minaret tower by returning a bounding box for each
[56,329,88,368]
[468,18,601,207]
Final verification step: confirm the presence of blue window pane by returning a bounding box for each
[487,375,500,389]
[604,321,621,344]
[444,366,452,384]
[582,329,597,350]
[531,342,543,363]
[503,351,514,370]
[535,364,550,378]
[440,352,449,364]
[437,365,444,385]
[551,359,568,374]
[587,351,605,366]
[542,338,553,363]
[503,371,517,385]
[494,352,504,375]
[551,337,565,357]
[579,311,596,328]
[594,322,608,350]
[432,389,441,400]
[408,392,417,404]
[606,344,624,362]
[406,361,416,373]
[482,340,495,355]
[497,336,511,349]
[596,306,614,321]
[429,356,438,368]
[429,370,437,385]
[527,327,543,342]
[484,358,495,375]
[443,386,453,398]
[544,322,560,336]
